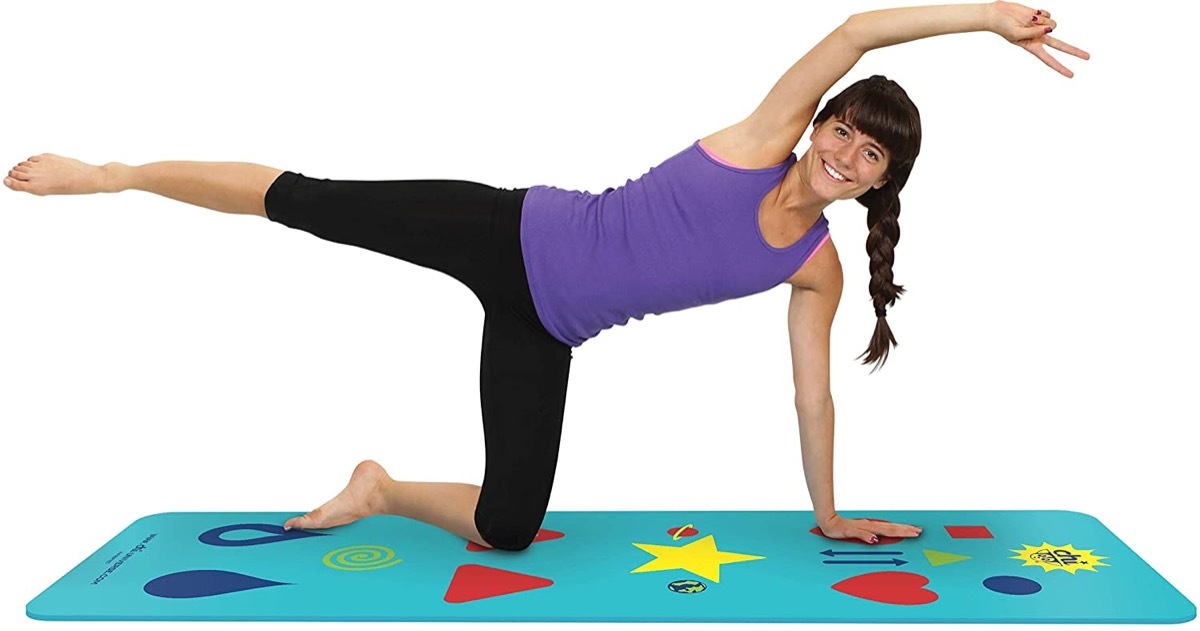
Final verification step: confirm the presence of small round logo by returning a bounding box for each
[667,579,707,594]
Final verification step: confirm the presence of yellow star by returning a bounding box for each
[630,534,765,583]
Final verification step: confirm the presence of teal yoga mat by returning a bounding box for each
[27,510,1194,623]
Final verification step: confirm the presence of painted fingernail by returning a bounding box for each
[870,536,878,543]
[1032,15,1038,22]
[1045,27,1052,33]
[1036,9,1043,15]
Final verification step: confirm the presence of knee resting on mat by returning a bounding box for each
[477,513,544,552]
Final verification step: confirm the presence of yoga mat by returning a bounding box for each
[27,510,1194,623]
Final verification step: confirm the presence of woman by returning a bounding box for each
[4,2,1087,551]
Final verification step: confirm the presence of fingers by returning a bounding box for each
[849,519,923,544]
[1020,5,1052,19]
[1016,24,1050,41]
[873,522,922,540]
[1028,44,1075,78]
[1030,13,1057,31]
[1044,35,1091,60]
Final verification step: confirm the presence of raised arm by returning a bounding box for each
[746,2,1088,148]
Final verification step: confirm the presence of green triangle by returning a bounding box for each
[923,549,971,567]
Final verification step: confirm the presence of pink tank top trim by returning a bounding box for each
[697,140,747,168]
[697,140,791,170]
[803,233,831,267]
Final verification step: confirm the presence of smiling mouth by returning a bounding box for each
[822,160,850,183]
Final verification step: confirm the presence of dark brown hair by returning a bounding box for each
[813,75,921,373]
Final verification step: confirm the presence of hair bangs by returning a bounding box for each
[839,97,919,166]
[815,75,922,169]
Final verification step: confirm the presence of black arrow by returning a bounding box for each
[821,549,905,557]
[823,558,908,566]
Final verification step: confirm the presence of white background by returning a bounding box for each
[2,0,1196,629]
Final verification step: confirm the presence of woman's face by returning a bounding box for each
[805,117,891,200]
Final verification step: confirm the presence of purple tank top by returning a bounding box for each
[520,139,830,347]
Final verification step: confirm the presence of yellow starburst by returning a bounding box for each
[630,534,765,583]
[1009,542,1110,574]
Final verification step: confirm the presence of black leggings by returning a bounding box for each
[264,171,572,552]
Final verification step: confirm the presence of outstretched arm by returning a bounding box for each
[749,2,1089,144]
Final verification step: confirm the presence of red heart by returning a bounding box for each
[832,571,938,605]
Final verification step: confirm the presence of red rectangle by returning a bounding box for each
[945,525,993,539]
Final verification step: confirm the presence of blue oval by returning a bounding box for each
[983,575,1042,596]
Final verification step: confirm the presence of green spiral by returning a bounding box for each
[322,545,403,571]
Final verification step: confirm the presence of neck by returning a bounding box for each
[774,153,833,225]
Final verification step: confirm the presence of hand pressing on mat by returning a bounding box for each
[819,514,922,544]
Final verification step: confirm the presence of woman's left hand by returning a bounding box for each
[986,1,1091,77]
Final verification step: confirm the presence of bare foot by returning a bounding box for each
[283,460,392,531]
[3,153,113,196]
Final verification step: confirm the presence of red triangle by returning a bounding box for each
[443,564,554,603]
[465,528,565,552]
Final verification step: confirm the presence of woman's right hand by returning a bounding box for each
[985,1,1091,78]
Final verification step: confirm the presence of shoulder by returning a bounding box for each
[787,237,842,294]
[699,117,802,170]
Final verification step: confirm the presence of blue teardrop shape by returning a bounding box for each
[144,569,291,599]
[199,523,328,547]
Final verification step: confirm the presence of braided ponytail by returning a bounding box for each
[811,74,921,373]
[856,180,905,373]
